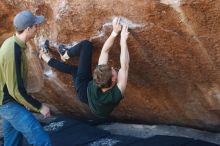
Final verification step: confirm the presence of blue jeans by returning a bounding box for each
[0,102,51,146]
[48,40,93,104]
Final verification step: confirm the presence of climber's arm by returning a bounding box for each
[98,17,122,65]
[117,25,130,95]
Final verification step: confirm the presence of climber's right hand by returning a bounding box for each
[120,25,130,42]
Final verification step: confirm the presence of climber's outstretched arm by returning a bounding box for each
[98,17,122,65]
[117,25,130,95]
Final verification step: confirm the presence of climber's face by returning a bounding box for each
[111,67,118,85]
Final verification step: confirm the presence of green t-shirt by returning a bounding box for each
[87,80,123,118]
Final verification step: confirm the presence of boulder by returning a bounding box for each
[1,0,220,131]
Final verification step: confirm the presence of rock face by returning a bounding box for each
[1,0,220,131]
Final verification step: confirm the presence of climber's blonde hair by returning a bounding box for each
[93,64,112,88]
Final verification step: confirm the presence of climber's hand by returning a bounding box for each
[112,17,122,34]
[120,25,130,42]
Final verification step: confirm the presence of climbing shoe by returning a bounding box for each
[58,44,68,56]
[43,39,50,53]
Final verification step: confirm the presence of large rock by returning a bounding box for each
[1,0,220,131]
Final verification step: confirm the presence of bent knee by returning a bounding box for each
[81,40,93,48]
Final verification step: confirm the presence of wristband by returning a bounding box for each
[111,31,118,37]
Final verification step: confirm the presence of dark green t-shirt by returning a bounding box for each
[87,80,123,118]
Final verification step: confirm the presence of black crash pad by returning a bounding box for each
[19,116,220,146]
